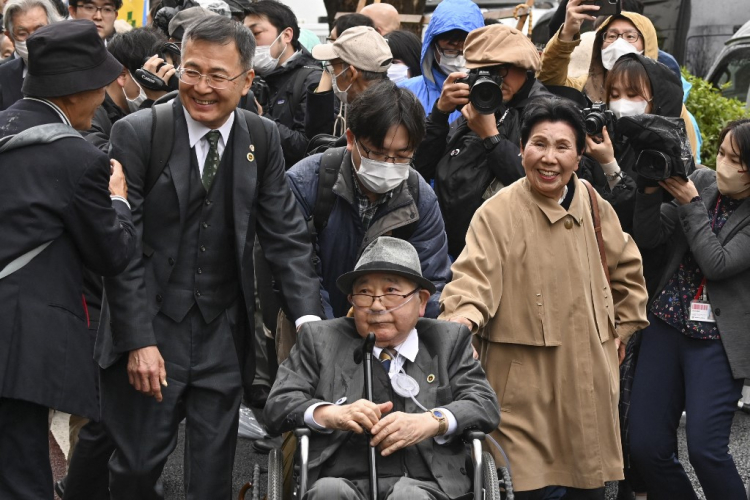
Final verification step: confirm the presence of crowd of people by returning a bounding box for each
[0,0,748,499]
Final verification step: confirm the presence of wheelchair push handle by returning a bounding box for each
[362,333,379,500]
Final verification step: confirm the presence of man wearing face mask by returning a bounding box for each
[413,24,552,258]
[398,0,483,124]
[243,0,321,167]
[538,2,699,158]
[0,0,60,111]
[286,80,452,323]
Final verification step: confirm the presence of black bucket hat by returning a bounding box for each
[336,236,436,295]
[22,20,123,98]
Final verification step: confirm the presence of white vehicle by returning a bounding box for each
[705,19,750,107]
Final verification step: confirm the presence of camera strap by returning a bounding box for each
[580,179,610,286]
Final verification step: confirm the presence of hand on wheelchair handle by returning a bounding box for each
[313,399,393,434]
[370,411,440,457]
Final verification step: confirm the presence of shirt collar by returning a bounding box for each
[524,175,584,225]
[183,106,235,148]
[23,97,71,126]
[373,327,419,363]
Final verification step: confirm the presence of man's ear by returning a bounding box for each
[417,289,431,317]
[240,68,254,96]
[281,26,294,45]
[345,128,355,152]
[68,4,77,17]
[116,68,128,88]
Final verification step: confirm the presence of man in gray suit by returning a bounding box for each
[99,16,322,499]
[265,237,500,500]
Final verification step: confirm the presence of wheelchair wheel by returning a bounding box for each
[481,452,501,500]
[268,447,284,500]
[498,465,514,500]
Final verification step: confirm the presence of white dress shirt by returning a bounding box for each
[183,106,235,175]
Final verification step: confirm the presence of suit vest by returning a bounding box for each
[159,134,239,324]
[319,361,432,482]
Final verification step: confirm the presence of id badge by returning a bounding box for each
[689,300,716,323]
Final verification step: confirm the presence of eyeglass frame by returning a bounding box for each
[349,287,421,308]
[355,140,414,165]
[601,30,641,44]
[176,67,249,90]
[74,3,118,16]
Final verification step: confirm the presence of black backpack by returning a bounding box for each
[308,146,421,244]
[144,101,268,196]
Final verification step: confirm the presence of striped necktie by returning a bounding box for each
[379,350,393,372]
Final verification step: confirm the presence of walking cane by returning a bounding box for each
[362,332,379,500]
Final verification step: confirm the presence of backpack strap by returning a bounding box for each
[288,65,320,117]
[580,179,611,286]
[0,123,82,153]
[311,146,347,238]
[392,170,421,241]
[145,102,175,197]
[239,109,268,182]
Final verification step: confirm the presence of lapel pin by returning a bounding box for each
[247,153,255,162]
[249,144,255,152]
[426,374,436,383]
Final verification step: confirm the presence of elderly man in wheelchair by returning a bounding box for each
[264,237,503,500]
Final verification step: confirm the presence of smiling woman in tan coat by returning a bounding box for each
[439,97,649,498]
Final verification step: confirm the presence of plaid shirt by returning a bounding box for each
[351,163,393,230]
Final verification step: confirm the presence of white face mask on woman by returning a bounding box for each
[609,98,649,119]
[353,141,410,194]
[601,38,640,70]
[387,63,410,84]
[253,33,286,76]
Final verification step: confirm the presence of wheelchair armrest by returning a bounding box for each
[462,430,485,443]
[294,428,312,438]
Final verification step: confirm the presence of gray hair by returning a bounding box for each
[181,16,255,71]
[3,0,61,39]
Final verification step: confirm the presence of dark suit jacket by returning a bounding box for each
[264,318,500,499]
[0,57,24,111]
[99,98,322,392]
[0,99,136,418]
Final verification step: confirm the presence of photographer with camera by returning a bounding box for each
[577,52,685,237]
[627,119,750,500]
[413,24,551,257]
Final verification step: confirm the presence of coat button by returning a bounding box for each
[168,258,175,266]
[156,294,162,302]
[205,199,212,206]
[564,219,573,229]
[200,245,206,252]
[197,268,202,274]
[714,308,721,316]
[201,222,208,229]
[195,290,201,297]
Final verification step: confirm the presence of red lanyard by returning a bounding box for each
[693,195,722,301]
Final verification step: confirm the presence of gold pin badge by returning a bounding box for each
[249,144,255,152]
[247,153,255,162]
[427,374,435,383]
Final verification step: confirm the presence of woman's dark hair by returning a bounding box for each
[719,119,750,169]
[604,55,652,103]
[182,16,255,71]
[334,13,374,37]
[243,0,300,50]
[520,96,586,154]
[384,30,422,77]
[348,80,426,152]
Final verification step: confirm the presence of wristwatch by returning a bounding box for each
[482,134,502,151]
[430,408,448,436]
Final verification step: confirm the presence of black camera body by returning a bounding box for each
[133,45,180,92]
[581,102,616,137]
[457,69,504,115]
[250,76,271,109]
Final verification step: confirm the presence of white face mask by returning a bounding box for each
[353,141,410,194]
[387,63,410,84]
[14,40,28,64]
[601,37,640,70]
[332,66,352,105]
[437,52,466,75]
[124,73,147,113]
[609,98,648,119]
[253,33,286,76]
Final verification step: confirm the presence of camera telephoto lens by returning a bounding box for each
[584,113,606,135]
[470,78,503,115]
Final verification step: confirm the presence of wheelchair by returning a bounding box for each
[265,427,514,500]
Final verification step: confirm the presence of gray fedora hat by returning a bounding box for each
[22,20,123,98]
[336,237,436,294]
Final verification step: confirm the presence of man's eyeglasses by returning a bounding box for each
[75,3,117,16]
[602,30,640,44]
[177,68,248,90]
[356,140,414,165]
[349,288,420,308]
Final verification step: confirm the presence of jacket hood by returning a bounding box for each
[420,0,484,82]
[583,11,658,102]
[617,52,683,117]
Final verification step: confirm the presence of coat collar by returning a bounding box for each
[698,173,750,244]
[523,174,585,226]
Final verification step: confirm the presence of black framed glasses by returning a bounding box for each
[75,3,117,16]
[356,140,414,165]
[177,68,248,90]
[602,30,640,44]
[435,44,464,58]
[349,288,421,308]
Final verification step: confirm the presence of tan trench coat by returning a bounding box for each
[440,176,649,491]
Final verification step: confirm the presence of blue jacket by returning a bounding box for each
[286,149,452,319]
[398,0,484,123]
